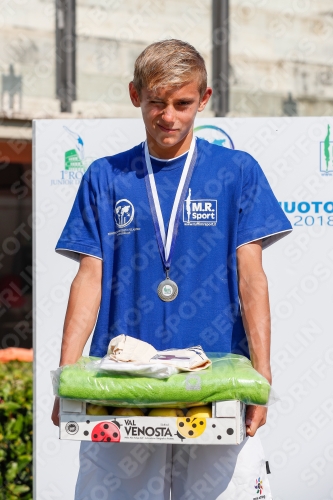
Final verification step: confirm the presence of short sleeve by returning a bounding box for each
[237,160,292,250]
[55,177,102,262]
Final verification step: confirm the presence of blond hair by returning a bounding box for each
[132,39,207,98]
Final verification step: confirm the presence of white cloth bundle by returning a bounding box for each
[88,335,212,379]
[108,335,157,364]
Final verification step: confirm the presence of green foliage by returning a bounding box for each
[0,361,32,500]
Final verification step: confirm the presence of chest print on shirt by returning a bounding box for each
[108,198,141,236]
[183,188,218,227]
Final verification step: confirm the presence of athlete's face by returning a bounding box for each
[129,80,212,158]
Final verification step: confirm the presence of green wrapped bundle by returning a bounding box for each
[54,353,271,407]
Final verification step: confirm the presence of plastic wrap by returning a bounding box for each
[86,357,179,379]
[51,353,275,407]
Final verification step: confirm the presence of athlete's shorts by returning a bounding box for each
[75,434,272,500]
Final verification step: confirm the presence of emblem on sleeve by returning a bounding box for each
[114,199,135,228]
[183,189,217,226]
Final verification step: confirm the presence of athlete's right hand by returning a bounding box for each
[51,397,60,427]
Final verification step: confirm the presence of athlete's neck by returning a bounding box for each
[146,130,193,159]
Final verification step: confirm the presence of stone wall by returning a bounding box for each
[0,0,332,126]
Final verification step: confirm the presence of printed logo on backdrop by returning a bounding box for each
[50,127,95,186]
[280,201,333,228]
[194,124,235,149]
[320,124,333,176]
[108,199,140,236]
[183,188,217,226]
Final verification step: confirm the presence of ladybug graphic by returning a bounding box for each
[176,417,207,440]
[91,421,121,442]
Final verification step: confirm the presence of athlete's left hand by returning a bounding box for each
[245,405,267,437]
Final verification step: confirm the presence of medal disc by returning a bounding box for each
[157,279,178,302]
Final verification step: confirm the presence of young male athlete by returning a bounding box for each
[52,39,292,499]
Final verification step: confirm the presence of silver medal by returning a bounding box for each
[157,279,178,302]
[144,137,197,303]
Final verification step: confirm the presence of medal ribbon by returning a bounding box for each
[143,136,197,272]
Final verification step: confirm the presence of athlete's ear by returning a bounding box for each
[129,82,141,108]
[198,87,213,112]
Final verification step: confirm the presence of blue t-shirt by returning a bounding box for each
[56,138,292,358]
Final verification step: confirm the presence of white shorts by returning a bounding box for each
[75,435,272,500]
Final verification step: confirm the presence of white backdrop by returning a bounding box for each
[34,117,333,500]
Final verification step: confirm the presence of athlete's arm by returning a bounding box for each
[236,240,271,437]
[51,254,102,426]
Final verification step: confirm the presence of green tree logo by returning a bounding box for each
[324,124,331,172]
